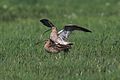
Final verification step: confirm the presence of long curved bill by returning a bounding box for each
[42,29,51,35]
[35,29,51,45]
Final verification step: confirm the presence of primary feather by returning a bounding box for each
[40,19,55,28]
[58,24,92,42]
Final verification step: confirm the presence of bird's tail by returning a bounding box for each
[40,19,55,28]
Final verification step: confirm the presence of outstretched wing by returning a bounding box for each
[40,18,56,35]
[58,24,92,41]
[40,19,55,28]
[64,24,92,32]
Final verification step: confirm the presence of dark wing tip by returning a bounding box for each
[64,24,92,32]
[40,18,54,28]
[82,28,92,33]
[40,18,48,23]
[88,30,92,33]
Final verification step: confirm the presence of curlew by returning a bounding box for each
[40,19,92,53]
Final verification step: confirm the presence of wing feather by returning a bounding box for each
[58,24,92,41]
[64,24,92,32]
[40,19,55,28]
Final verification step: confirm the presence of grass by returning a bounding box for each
[0,0,120,80]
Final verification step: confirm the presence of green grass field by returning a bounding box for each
[0,0,120,80]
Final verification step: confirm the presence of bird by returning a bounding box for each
[40,18,92,53]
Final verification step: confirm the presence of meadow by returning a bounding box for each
[0,0,120,80]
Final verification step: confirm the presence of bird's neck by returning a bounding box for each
[50,27,58,42]
[51,27,57,33]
